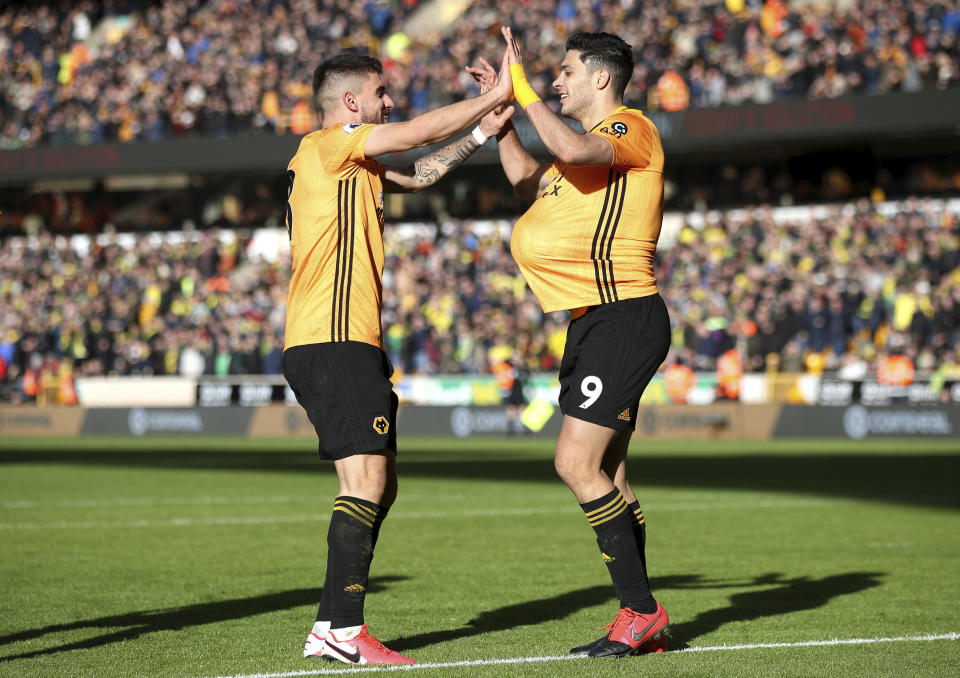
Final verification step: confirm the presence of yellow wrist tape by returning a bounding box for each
[510,63,541,109]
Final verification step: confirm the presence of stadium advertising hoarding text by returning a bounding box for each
[184,375,957,409]
[2,404,958,441]
[0,406,84,436]
[774,405,959,440]
[818,379,960,406]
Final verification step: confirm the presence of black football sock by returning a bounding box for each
[581,489,656,615]
[371,505,389,551]
[316,495,381,628]
[626,500,647,572]
[315,502,389,624]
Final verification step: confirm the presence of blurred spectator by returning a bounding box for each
[1,196,958,405]
[1,0,958,149]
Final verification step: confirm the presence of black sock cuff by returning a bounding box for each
[333,496,380,527]
[627,500,645,526]
[580,489,628,527]
[375,505,389,524]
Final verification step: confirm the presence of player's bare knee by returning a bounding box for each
[554,453,585,488]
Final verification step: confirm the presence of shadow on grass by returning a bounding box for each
[0,577,406,663]
[0,572,883,661]
[2,448,958,510]
[667,571,885,649]
[384,571,883,653]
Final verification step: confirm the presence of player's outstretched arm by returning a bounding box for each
[501,26,614,167]
[381,103,514,193]
[364,48,514,159]
[467,57,549,203]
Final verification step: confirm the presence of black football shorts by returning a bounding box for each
[283,341,398,460]
[558,293,670,431]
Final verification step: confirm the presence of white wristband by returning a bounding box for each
[471,126,488,145]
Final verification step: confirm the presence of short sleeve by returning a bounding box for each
[590,113,653,169]
[318,123,376,172]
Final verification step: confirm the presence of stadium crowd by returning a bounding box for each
[2,0,960,148]
[1,197,959,403]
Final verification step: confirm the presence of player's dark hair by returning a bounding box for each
[565,31,634,99]
[312,54,383,112]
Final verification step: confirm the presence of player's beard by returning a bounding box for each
[559,87,587,121]
[361,102,390,125]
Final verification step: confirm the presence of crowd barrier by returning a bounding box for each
[71,374,960,409]
[1,404,957,442]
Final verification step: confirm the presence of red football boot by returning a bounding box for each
[323,624,416,665]
[587,601,669,658]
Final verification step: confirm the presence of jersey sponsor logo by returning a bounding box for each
[599,121,628,138]
[618,408,631,422]
[373,416,389,434]
[538,183,562,199]
[537,168,566,200]
[342,123,362,134]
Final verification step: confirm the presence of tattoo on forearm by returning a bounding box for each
[412,135,481,185]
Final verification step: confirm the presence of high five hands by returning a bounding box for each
[465,42,517,138]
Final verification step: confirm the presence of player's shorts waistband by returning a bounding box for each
[575,292,662,319]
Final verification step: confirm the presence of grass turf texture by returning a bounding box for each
[0,437,957,677]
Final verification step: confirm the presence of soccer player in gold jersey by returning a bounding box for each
[285,52,515,665]
[470,28,671,657]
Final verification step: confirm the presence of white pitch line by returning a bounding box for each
[0,499,855,531]
[205,632,960,678]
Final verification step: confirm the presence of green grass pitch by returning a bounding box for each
[1,436,959,677]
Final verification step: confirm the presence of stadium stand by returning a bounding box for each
[1,0,958,148]
[2,1,960,406]
[1,197,958,404]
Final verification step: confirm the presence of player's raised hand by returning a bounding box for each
[479,101,515,139]
[465,56,498,94]
[501,26,522,65]
[490,44,515,105]
[468,56,514,137]
[501,26,541,109]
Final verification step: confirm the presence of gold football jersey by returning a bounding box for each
[511,107,664,316]
[284,123,387,350]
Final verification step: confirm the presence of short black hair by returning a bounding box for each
[565,31,634,99]
[312,54,383,112]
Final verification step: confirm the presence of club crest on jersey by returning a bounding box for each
[373,416,389,434]
[343,123,362,134]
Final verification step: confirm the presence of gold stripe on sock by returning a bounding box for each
[584,493,626,519]
[336,499,378,519]
[332,505,374,527]
[588,497,628,526]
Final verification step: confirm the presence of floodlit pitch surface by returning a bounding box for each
[1,437,958,678]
